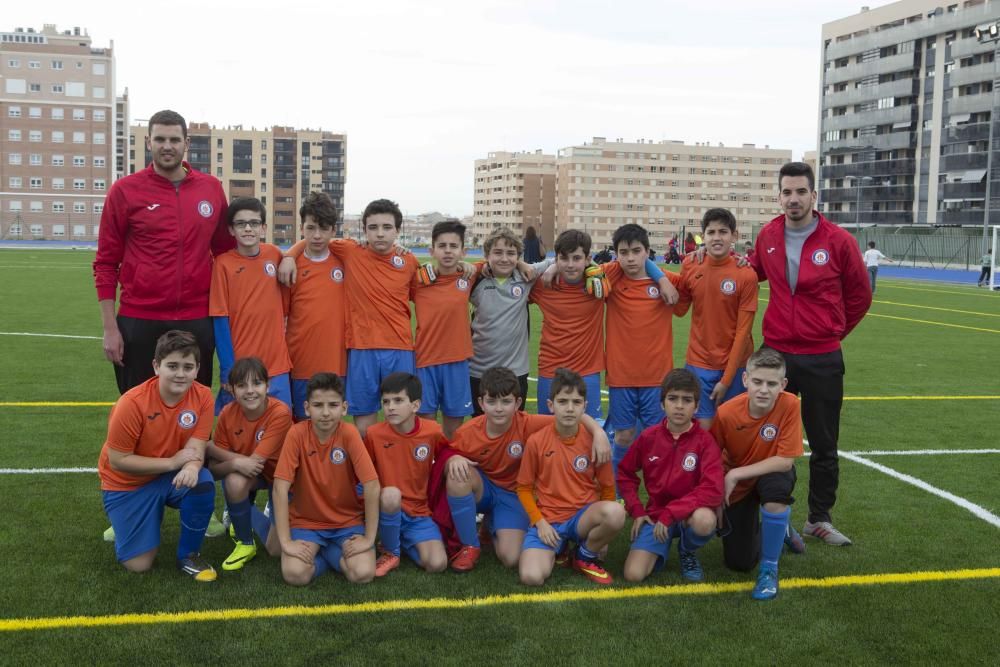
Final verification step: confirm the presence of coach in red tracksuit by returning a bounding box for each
[94,110,232,394]
[750,161,872,547]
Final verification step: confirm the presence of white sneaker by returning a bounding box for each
[802,520,853,546]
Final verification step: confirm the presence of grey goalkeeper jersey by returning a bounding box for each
[469,258,553,378]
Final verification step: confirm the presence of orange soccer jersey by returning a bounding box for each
[284,251,348,379]
[516,425,616,524]
[710,391,803,504]
[98,377,214,491]
[451,412,554,491]
[529,279,604,377]
[603,262,680,387]
[273,421,378,530]
[364,418,447,517]
[209,244,292,376]
[213,397,293,482]
[676,255,758,385]
[411,271,474,368]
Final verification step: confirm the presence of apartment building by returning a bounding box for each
[471,150,556,247]
[129,123,346,246]
[0,24,126,240]
[819,0,1000,225]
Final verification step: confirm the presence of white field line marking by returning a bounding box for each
[0,467,97,474]
[0,264,90,269]
[841,451,1000,529]
[0,332,101,340]
[527,375,610,396]
[845,449,1000,456]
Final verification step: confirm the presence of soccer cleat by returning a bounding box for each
[204,512,226,538]
[555,543,573,568]
[103,525,115,543]
[784,525,806,554]
[802,520,853,546]
[678,550,704,582]
[222,541,257,571]
[177,553,217,582]
[572,553,613,585]
[374,551,400,578]
[751,566,779,601]
[449,545,481,573]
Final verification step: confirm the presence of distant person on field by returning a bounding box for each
[684,232,697,255]
[862,241,895,294]
[522,225,546,263]
[979,248,993,288]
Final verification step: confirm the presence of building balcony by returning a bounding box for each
[825,52,919,86]
[823,184,915,203]
[821,159,917,180]
[822,78,918,108]
[824,209,915,225]
[823,132,915,152]
[942,121,992,143]
[946,94,993,115]
[939,152,989,172]
[948,61,997,88]
[822,105,914,131]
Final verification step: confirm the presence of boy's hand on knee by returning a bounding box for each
[342,534,374,559]
[282,539,314,565]
[653,521,671,543]
[631,515,652,541]
[536,520,560,549]
[446,456,477,483]
[172,465,198,489]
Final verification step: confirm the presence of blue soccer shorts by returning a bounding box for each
[522,504,592,553]
[629,521,682,572]
[477,475,530,533]
[346,349,416,415]
[290,524,365,573]
[607,386,664,432]
[685,364,746,419]
[417,360,474,418]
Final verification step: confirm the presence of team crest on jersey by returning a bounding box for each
[255,429,265,442]
[572,455,589,472]
[413,444,431,461]
[507,441,524,458]
[647,285,660,298]
[457,278,470,291]
[511,284,524,298]
[178,410,197,429]
[682,453,698,472]
[264,261,277,277]
[330,447,347,465]
[391,255,405,268]
[720,278,737,295]
[759,423,779,441]
[197,200,214,218]
[331,267,344,282]
[811,249,830,266]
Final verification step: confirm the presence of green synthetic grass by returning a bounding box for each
[0,248,998,664]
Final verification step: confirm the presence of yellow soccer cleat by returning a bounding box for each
[222,541,258,571]
[178,553,217,582]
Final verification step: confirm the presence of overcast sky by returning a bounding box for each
[9,1,887,216]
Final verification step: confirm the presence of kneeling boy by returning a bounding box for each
[272,373,380,585]
[98,330,217,581]
[517,368,624,586]
[711,348,803,600]
[618,368,723,583]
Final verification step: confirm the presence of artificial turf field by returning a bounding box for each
[0,247,998,665]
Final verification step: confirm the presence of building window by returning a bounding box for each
[51,60,63,70]
[29,177,42,189]
[73,224,85,237]
[7,59,19,67]
[51,84,64,94]
[28,61,40,69]
[8,129,21,141]
[94,179,106,190]
[93,86,105,99]
[216,167,222,177]
[28,106,41,118]
[93,203,104,214]
[73,202,86,214]
[52,224,65,237]
[29,83,41,92]
[52,202,65,213]
[52,107,64,120]
[29,224,42,237]
[9,153,22,165]
[73,156,85,167]
[261,139,267,150]
[73,132,86,144]
[93,132,106,145]
[52,177,64,189]
[52,155,64,167]
[29,130,41,142]
[73,179,86,190]
[30,201,43,212]
[52,131,64,143]
[216,138,223,148]
[72,108,85,120]
[8,106,21,117]
[93,109,105,121]
[9,200,23,211]
[93,62,106,75]
[8,177,22,188]
[93,156,106,167]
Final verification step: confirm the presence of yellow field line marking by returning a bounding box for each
[866,312,1000,334]
[2,567,997,632]
[872,300,1000,318]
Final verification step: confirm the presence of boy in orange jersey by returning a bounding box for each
[278,199,420,438]
[206,357,293,571]
[283,193,348,421]
[674,208,758,429]
[412,219,474,438]
[711,348,803,601]
[210,197,292,414]
[98,330,218,582]
[517,368,625,586]
[445,366,612,572]
[272,372,380,585]
[364,372,449,577]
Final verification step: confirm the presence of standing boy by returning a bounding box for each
[210,197,292,412]
[711,348,803,600]
[862,241,894,294]
[272,373,380,585]
[364,373,449,576]
[980,248,993,287]
[618,369,723,583]
[98,330,218,581]
[516,369,624,586]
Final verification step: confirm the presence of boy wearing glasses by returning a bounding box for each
[209,197,293,413]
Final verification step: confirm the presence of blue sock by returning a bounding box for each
[447,493,480,547]
[176,484,215,559]
[680,523,712,553]
[380,510,402,557]
[320,542,344,573]
[760,507,791,571]
[612,443,631,495]
[578,542,600,561]
[405,543,423,566]
[250,506,271,544]
[312,552,330,580]
[227,498,253,545]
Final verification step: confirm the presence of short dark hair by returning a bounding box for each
[432,219,466,246]
[702,208,736,233]
[300,191,338,229]
[380,371,421,402]
[148,110,187,139]
[154,329,200,364]
[554,229,592,257]
[228,357,268,387]
[659,368,700,403]
[747,347,787,375]
[226,197,266,227]
[549,367,586,401]
[306,372,345,401]
[867,241,876,248]
[612,224,649,252]
[778,161,815,192]
[478,366,521,399]
[362,199,403,230]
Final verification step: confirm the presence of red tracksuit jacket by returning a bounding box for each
[750,212,872,355]
[93,162,233,320]
[617,421,724,527]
